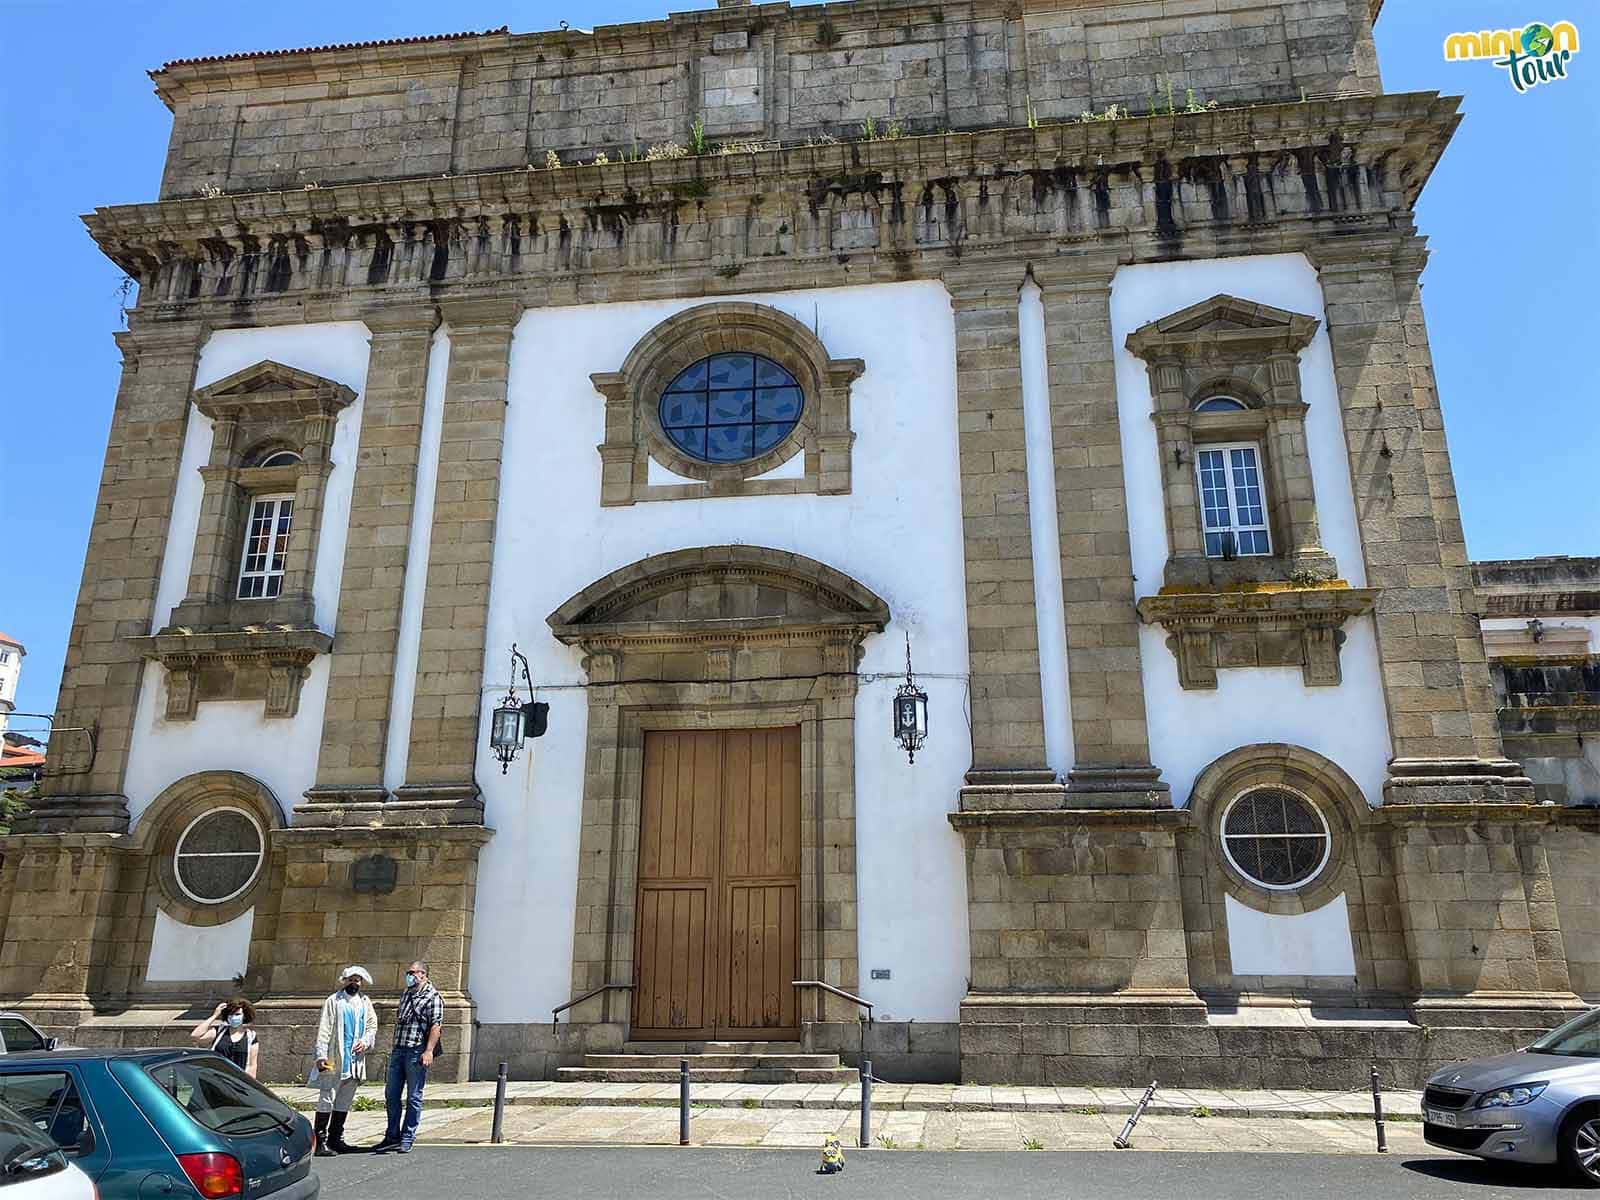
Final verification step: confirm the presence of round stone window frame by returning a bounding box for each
[138,771,285,929]
[1218,784,1333,893]
[1187,743,1368,915]
[591,302,865,504]
[172,806,266,906]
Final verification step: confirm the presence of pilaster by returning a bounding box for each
[396,297,522,807]
[28,318,208,831]
[1034,258,1168,807]
[304,303,438,810]
[945,265,1063,805]
[1313,241,1529,804]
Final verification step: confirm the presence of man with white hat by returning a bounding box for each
[311,965,378,1156]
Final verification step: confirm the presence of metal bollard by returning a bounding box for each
[679,1060,691,1146]
[490,1061,508,1144]
[859,1058,873,1149]
[1370,1064,1388,1153]
[1112,1080,1158,1150]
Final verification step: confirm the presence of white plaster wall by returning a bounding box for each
[468,282,971,1026]
[1019,280,1074,780]
[1223,893,1357,979]
[125,324,371,827]
[146,907,254,982]
[384,328,451,794]
[1110,255,1393,809]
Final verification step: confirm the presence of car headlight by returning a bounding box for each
[1476,1082,1548,1108]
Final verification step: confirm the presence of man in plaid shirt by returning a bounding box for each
[376,960,443,1153]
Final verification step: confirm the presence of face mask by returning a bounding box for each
[344,982,360,995]
[404,972,417,988]
[227,1013,244,1028]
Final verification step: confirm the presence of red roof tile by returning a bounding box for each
[1,745,44,768]
[155,26,509,73]
[0,632,21,649]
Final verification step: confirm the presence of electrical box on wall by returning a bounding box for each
[870,968,891,981]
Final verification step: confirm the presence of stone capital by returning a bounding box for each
[438,296,524,335]
[361,302,440,336]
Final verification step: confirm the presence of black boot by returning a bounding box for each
[327,1111,352,1155]
[314,1113,336,1157]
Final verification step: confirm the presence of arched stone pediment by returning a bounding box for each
[548,546,889,644]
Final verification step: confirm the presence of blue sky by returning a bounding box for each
[1,2,1594,720]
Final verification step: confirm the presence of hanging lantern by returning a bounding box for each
[892,633,929,764]
[488,643,549,774]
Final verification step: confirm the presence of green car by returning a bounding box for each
[0,1047,316,1198]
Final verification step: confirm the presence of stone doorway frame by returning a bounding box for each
[548,547,889,1037]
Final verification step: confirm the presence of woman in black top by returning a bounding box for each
[189,998,260,1078]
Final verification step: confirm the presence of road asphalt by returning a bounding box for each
[309,1144,1592,1199]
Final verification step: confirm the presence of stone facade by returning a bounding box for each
[3,0,1594,1088]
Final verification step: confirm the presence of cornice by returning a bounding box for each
[86,93,1461,316]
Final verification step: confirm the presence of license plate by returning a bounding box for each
[1426,1108,1459,1128]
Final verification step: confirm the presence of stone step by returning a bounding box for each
[583,1053,841,1071]
[556,1066,859,1084]
[620,1041,805,1055]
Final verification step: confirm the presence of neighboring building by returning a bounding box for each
[2,0,1595,1089]
[1475,557,1600,808]
[0,633,22,733]
[1,737,46,795]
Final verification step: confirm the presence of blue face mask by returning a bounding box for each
[404,973,417,988]
[227,1013,244,1028]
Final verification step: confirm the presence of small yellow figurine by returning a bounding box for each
[818,1133,845,1174]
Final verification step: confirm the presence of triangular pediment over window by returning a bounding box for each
[193,359,357,423]
[1124,294,1319,360]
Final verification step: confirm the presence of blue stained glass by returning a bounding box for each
[755,387,802,421]
[708,354,755,389]
[709,389,754,423]
[755,357,795,387]
[665,426,707,457]
[661,393,707,428]
[753,422,790,453]
[706,424,754,461]
[656,353,803,465]
[666,360,710,392]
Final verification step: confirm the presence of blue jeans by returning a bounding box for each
[384,1047,428,1144]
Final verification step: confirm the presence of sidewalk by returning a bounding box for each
[276,1080,1425,1154]
[275,1079,1422,1121]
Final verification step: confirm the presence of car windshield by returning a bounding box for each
[1529,1007,1600,1057]
[147,1057,296,1137]
[0,1098,65,1185]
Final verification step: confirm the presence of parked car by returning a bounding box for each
[0,1097,95,1198]
[0,1017,57,1056]
[0,1047,316,1199]
[1423,1004,1600,1186]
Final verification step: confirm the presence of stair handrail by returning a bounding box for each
[552,982,633,1029]
[792,980,873,1024]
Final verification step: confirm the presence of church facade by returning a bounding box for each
[3,0,1595,1087]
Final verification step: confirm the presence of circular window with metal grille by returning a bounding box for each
[174,808,265,905]
[1219,788,1331,891]
[658,353,804,464]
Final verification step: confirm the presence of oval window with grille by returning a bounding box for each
[174,807,264,905]
[658,353,804,464]
[1220,788,1330,890]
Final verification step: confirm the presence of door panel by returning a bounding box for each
[631,727,800,1040]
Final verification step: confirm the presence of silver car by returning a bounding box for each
[1423,1005,1600,1185]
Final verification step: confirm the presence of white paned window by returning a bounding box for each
[237,495,294,599]
[1196,443,1271,558]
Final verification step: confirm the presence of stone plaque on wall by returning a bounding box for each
[351,855,398,895]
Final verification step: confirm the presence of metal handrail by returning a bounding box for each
[792,980,873,1024]
[552,983,632,1028]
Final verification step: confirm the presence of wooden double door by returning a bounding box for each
[631,728,802,1040]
